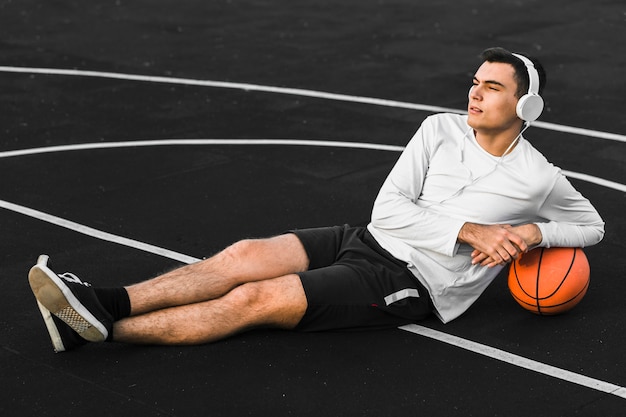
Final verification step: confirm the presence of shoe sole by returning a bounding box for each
[28,255,108,343]
[34,300,66,353]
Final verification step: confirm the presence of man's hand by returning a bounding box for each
[458,223,542,268]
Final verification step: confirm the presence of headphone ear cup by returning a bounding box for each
[516,93,544,122]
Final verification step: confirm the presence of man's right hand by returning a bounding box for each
[457,223,529,268]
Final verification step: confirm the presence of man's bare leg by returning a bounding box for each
[114,274,307,345]
[127,233,309,316]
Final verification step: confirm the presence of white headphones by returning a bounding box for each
[512,53,544,122]
[469,52,544,122]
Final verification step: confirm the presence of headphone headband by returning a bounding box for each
[512,53,540,96]
[511,53,543,122]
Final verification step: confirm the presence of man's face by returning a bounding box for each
[467,61,521,134]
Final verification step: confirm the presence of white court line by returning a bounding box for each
[1,140,624,399]
[0,138,406,158]
[1,66,624,400]
[0,199,200,265]
[562,170,626,193]
[1,65,625,143]
[0,139,624,193]
[2,193,625,399]
[400,324,626,400]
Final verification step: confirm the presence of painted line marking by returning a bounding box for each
[1,66,623,400]
[400,324,626,400]
[562,170,626,193]
[1,139,623,193]
[0,199,200,265]
[2,194,624,400]
[1,65,625,143]
[0,138,406,158]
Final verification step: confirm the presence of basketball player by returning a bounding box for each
[28,47,604,352]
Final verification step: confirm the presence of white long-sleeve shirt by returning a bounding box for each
[367,113,605,323]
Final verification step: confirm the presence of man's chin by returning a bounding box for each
[466,116,481,130]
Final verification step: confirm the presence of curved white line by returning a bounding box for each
[0,65,460,115]
[0,138,405,158]
[1,139,623,193]
[533,121,626,143]
[1,65,625,143]
[2,66,623,399]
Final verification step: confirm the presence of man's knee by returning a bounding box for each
[215,238,268,272]
[221,238,256,261]
[219,234,309,274]
[228,276,307,329]
[229,280,263,308]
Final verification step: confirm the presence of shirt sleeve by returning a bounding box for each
[370,119,466,257]
[535,174,605,248]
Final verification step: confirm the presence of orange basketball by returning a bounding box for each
[508,247,590,315]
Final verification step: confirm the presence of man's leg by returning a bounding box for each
[126,233,309,315]
[29,233,310,350]
[114,274,307,345]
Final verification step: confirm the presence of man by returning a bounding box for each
[28,47,604,352]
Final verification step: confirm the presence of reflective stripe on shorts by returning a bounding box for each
[384,288,420,306]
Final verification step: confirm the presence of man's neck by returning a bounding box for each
[474,123,525,156]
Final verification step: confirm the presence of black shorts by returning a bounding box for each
[291,225,433,332]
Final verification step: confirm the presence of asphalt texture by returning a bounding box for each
[1,1,625,416]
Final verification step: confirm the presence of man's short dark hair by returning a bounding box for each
[480,47,547,97]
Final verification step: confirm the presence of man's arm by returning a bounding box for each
[370,120,467,257]
[533,175,604,248]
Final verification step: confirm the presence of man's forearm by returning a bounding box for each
[509,223,543,247]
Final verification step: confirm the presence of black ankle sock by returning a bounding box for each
[94,287,131,322]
